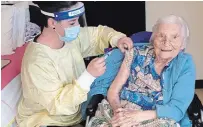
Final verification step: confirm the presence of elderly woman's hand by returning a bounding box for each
[111,108,157,127]
[111,108,139,127]
[117,37,133,53]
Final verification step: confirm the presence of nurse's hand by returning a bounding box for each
[117,37,133,53]
[87,57,106,77]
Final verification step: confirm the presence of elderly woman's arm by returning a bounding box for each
[155,55,196,122]
[111,56,196,127]
[123,55,196,124]
[107,60,130,111]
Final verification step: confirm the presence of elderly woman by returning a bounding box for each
[87,15,196,127]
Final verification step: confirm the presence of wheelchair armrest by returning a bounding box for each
[86,94,104,117]
[187,94,203,126]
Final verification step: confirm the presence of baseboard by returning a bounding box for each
[196,80,203,89]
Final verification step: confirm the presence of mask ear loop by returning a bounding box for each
[53,26,63,39]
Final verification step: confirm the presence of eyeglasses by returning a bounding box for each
[155,33,184,50]
[155,33,183,49]
[155,33,180,45]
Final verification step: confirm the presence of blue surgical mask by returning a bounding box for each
[59,25,80,43]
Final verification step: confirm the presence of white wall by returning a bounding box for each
[146,1,203,79]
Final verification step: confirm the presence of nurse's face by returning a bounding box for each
[54,17,79,36]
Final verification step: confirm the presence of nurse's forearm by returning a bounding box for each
[77,70,95,91]
[97,25,126,47]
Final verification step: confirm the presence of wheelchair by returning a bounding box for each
[84,31,203,127]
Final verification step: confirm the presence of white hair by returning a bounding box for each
[149,15,190,48]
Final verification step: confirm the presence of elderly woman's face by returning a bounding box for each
[153,23,184,61]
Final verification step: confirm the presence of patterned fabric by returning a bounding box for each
[120,45,163,110]
[17,25,126,127]
[87,99,178,127]
[84,43,195,127]
[81,48,124,118]
[87,45,178,126]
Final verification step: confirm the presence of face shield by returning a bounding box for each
[40,2,90,43]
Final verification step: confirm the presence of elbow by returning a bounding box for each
[107,88,117,101]
[156,103,185,122]
[107,89,113,102]
[46,102,58,115]
[48,100,82,116]
[107,89,119,105]
[171,105,185,122]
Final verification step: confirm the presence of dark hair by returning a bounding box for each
[33,1,78,30]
